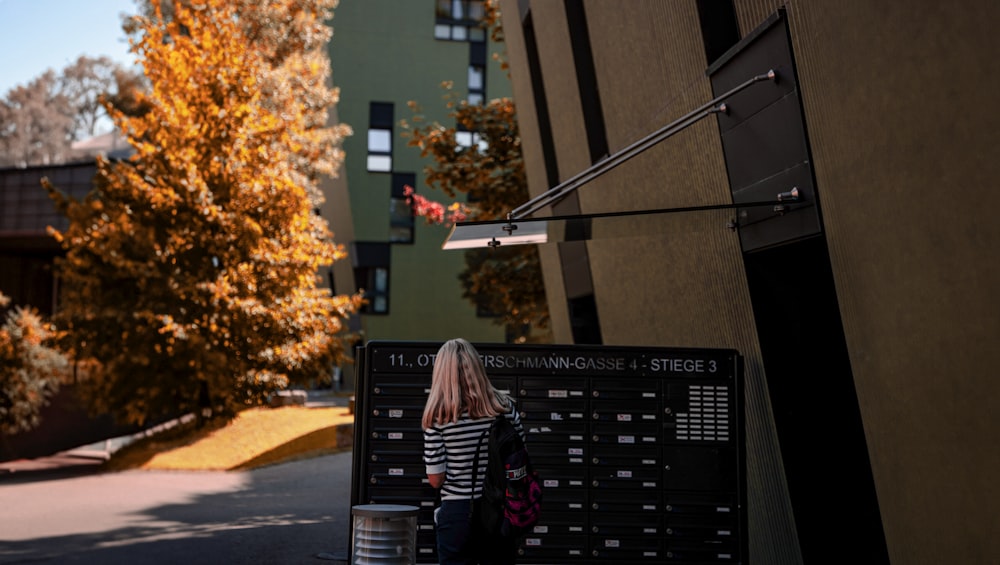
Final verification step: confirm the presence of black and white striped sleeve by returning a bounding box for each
[424,426,446,476]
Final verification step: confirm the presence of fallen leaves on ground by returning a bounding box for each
[106,405,354,472]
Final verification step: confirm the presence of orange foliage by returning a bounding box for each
[45,0,360,426]
[402,83,549,341]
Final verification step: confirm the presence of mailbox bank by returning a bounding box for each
[350,341,747,564]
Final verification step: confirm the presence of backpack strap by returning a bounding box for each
[469,422,491,520]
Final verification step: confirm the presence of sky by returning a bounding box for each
[0,0,139,95]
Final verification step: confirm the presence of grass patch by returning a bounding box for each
[105,405,354,472]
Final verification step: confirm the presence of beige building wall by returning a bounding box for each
[502,0,1000,563]
[502,2,800,562]
[779,2,999,563]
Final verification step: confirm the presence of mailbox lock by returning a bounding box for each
[664,407,672,415]
[592,480,599,487]
[519,389,526,396]
[370,455,378,462]
[666,528,674,535]
[372,409,380,416]
[592,435,600,442]
[592,550,599,557]
[592,412,600,420]
[371,432,379,439]
[592,390,600,397]
[373,387,381,394]
[592,526,599,533]
[592,503,599,510]
[369,477,377,484]
[665,465,671,471]
[665,504,673,512]
[592,457,600,465]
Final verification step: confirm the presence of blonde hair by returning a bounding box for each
[422,338,509,429]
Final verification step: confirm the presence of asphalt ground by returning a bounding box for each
[0,451,354,564]
[0,391,357,564]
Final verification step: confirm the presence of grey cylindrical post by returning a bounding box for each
[351,504,420,565]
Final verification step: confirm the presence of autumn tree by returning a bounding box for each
[0,57,143,168]
[60,55,143,139]
[401,5,549,342]
[0,292,70,435]
[46,0,359,426]
[0,71,75,167]
[129,0,348,206]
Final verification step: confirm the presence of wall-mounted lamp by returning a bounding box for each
[443,220,548,250]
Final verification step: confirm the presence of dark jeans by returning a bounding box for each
[436,499,517,565]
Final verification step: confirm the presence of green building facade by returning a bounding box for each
[323,0,511,344]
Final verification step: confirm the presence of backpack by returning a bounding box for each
[475,412,542,538]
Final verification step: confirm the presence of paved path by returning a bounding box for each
[0,452,353,564]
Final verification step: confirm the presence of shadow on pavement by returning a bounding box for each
[0,452,354,564]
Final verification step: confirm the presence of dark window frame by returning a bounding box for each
[367,102,394,173]
[434,0,487,42]
[389,173,416,244]
[352,242,391,315]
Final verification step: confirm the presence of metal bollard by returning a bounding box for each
[351,504,419,565]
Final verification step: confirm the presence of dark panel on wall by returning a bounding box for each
[710,13,819,252]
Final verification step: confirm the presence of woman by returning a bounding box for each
[422,338,524,565]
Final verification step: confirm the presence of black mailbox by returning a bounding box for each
[351,341,746,564]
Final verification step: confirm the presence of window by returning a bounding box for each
[456,128,487,153]
[468,64,485,105]
[355,267,389,313]
[390,173,416,244]
[352,242,391,315]
[367,102,394,173]
[435,0,486,42]
[468,42,487,105]
[370,268,389,313]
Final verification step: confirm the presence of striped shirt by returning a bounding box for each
[423,404,525,501]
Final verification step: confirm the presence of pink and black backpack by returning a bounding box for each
[476,412,542,538]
